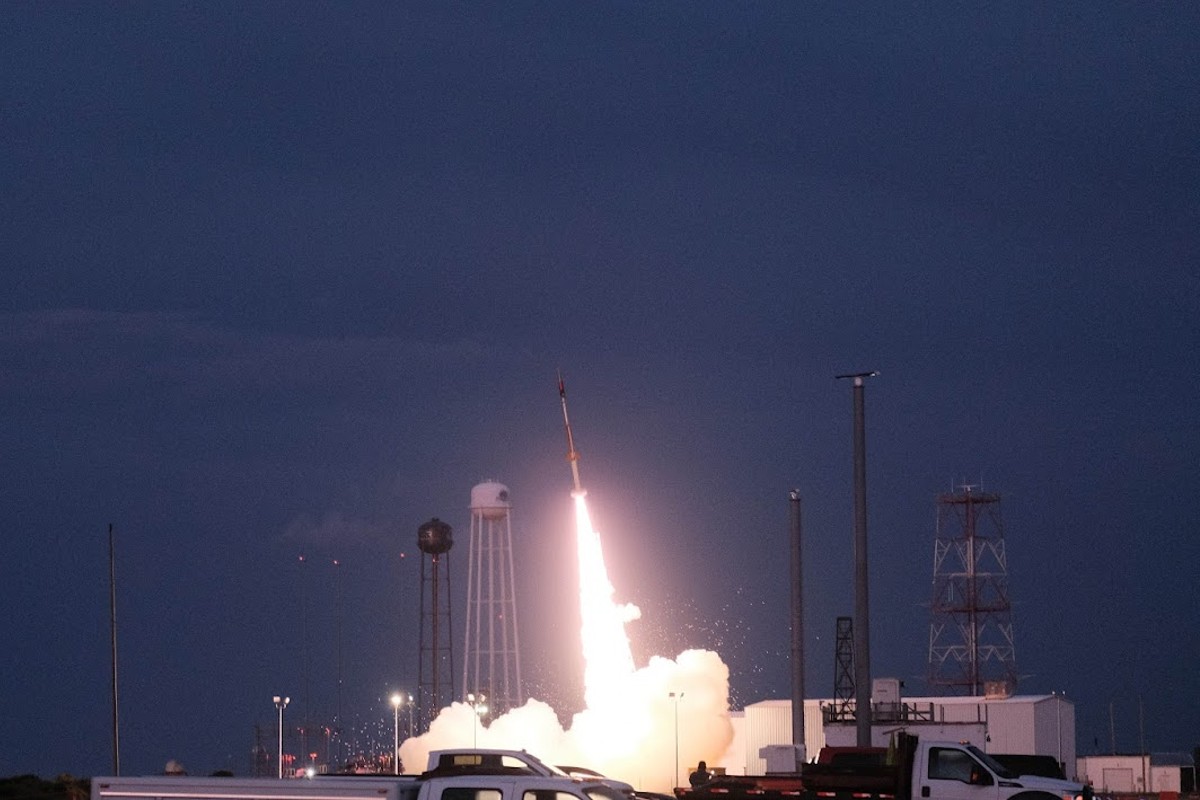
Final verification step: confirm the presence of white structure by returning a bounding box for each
[719,699,825,776]
[728,693,1078,780]
[1077,754,1194,793]
[461,480,523,715]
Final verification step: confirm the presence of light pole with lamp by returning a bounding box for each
[390,693,403,774]
[466,693,488,747]
[273,695,290,779]
[669,691,684,789]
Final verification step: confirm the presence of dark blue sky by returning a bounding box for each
[2,2,1197,779]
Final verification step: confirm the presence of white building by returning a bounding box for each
[1077,754,1195,793]
[722,693,1078,781]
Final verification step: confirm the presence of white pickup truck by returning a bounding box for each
[679,734,1089,800]
[906,738,1089,800]
[91,749,632,800]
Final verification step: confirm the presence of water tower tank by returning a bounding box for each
[470,480,511,521]
[417,517,453,554]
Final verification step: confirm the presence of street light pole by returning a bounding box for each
[390,693,402,775]
[273,695,290,779]
[669,691,684,788]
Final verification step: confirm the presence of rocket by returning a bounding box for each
[557,369,585,495]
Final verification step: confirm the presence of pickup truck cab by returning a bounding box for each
[914,740,1086,800]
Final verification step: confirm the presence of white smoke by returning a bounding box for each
[399,495,733,791]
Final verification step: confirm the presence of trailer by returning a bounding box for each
[676,734,1090,800]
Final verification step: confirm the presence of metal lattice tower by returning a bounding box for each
[462,481,524,716]
[416,518,455,734]
[927,487,1017,695]
[833,616,856,718]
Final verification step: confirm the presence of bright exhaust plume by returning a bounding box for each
[399,492,733,791]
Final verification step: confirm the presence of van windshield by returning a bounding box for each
[965,746,1017,780]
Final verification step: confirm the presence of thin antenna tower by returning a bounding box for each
[832,616,856,719]
[252,723,270,777]
[333,558,344,767]
[297,554,311,763]
[927,486,1017,695]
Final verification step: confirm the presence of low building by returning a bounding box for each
[724,693,1077,780]
[1077,753,1197,793]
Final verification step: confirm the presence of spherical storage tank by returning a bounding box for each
[471,480,511,520]
[417,517,453,554]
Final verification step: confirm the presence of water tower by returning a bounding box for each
[416,517,454,733]
[462,480,524,716]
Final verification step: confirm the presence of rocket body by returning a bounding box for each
[557,371,585,495]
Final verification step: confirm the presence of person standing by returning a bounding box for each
[689,761,713,787]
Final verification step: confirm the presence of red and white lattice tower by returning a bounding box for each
[927,486,1018,696]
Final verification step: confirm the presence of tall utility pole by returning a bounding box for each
[108,523,121,775]
[837,370,877,747]
[788,490,806,760]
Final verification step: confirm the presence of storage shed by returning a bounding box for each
[1078,754,1197,793]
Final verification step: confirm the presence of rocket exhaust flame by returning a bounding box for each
[573,492,639,706]
[397,378,733,791]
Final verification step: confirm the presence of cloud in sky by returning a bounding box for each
[0,309,508,395]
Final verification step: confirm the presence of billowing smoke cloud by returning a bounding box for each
[399,495,733,791]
